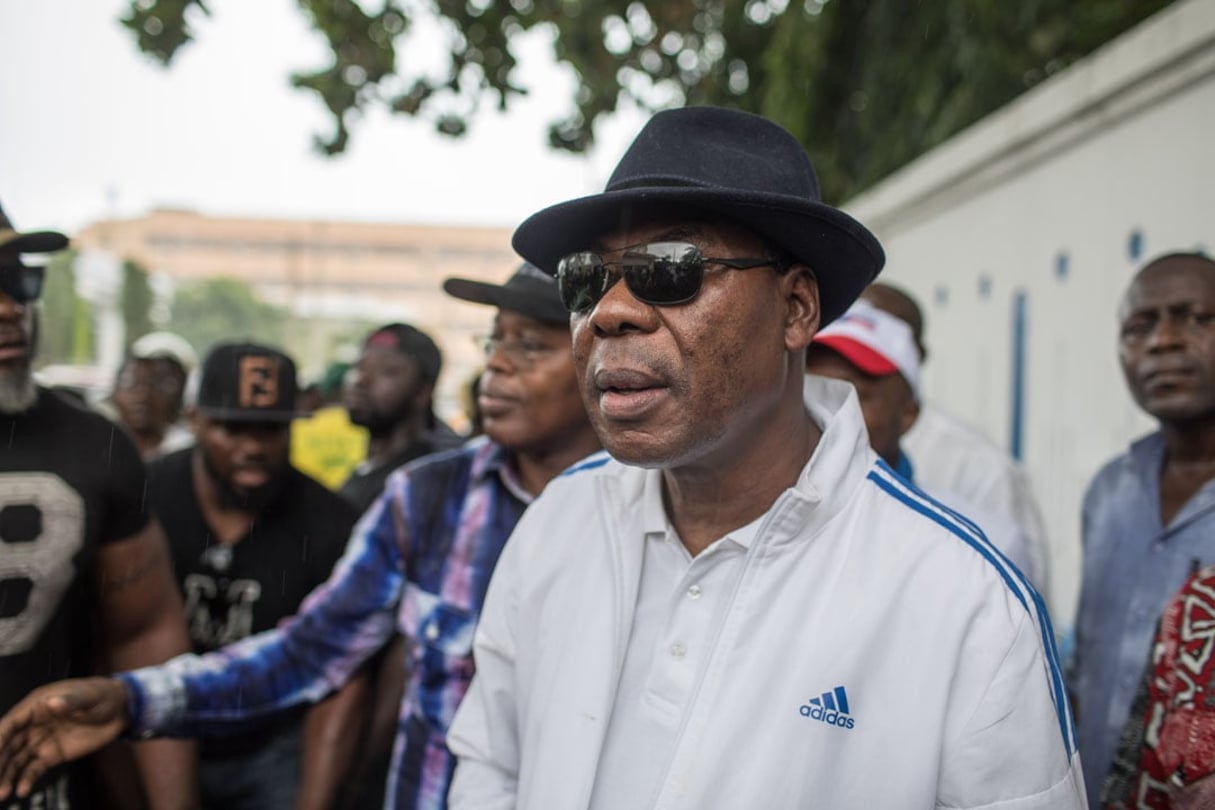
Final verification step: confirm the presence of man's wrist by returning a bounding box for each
[115,673,151,739]
[116,668,186,739]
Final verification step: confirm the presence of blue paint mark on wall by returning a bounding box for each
[1127,229,1144,262]
[1010,290,1028,461]
[1054,252,1070,281]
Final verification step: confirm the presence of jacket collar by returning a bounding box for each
[615,375,877,552]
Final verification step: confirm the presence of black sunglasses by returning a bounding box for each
[556,241,780,314]
[0,264,45,304]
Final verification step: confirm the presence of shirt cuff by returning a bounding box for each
[117,666,187,739]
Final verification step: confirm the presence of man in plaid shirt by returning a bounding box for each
[0,264,601,810]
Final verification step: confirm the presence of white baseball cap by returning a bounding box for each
[130,331,198,375]
[811,300,921,398]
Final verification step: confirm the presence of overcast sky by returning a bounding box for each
[0,0,647,235]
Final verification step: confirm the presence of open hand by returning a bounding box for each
[0,678,129,801]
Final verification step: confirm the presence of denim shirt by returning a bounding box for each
[1068,431,1215,807]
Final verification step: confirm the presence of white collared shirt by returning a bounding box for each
[588,478,762,809]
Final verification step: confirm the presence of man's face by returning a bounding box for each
[477,310,587,454]
[1119,257,1215,425]
[344,344,429,434]
[192,414,291,510]
[0,257,37,415]
[805,347,918,466]
[570,218,814,468]
[112,358,185,434]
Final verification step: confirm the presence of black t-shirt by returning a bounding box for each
[338,429,463,515]
[148,449,358,655]
[148,449,357,759]
[0,388,150,808]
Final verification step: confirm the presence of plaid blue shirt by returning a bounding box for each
[121,438,531,810]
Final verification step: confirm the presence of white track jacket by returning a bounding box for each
[447,377,1086,809]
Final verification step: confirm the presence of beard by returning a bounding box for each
[0,308,38,415]
[349,400,417,437]
[201,449,288,512]
[0,365,36,415]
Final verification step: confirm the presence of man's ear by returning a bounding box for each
[186,407,202,439]
[415,381,436,409]
[783,264,821,352]
[899,397,921,438]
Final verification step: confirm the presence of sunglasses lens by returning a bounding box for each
[0,265,43,303]
[557,252,606,313]
[623,243,705,305]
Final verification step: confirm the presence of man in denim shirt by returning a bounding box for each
[1069,252,1215,807]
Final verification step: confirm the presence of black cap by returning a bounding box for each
[0,200,69,254]
[363,323,442,384]
[442,262,569,325]
[195,343,299,422]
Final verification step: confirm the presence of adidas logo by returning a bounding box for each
[799,685,856,730]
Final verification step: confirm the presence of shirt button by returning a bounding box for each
[670,642,687,659]
[425,622,440,641]
[686,585,702,600]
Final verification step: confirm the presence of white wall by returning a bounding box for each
[845,0,1215,628]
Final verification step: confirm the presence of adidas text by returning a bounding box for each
[799,686,856,730]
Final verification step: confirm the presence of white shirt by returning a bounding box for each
[588,490,761,809]
[448,377,1085,809]
[903,403,1050,594]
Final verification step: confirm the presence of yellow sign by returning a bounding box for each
[291,406,369,490]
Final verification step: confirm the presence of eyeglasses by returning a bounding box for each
[0,264,45,304]
[556,241,780,314]
[473,334,558,369]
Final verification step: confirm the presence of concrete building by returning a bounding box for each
[74,208,518,421]
[844,0,1215,628]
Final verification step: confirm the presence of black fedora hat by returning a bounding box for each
[512,106,884,326]
[443,262,569,326]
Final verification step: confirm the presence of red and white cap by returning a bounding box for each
[811,300,921,398]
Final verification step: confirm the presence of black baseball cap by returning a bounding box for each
[195,343,299,422]
[442,262,569,326]
[0,200,69,254]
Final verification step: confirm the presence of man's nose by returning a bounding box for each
[1146,313,1187,351]
[0,289,24,321]
[586,274,659,337]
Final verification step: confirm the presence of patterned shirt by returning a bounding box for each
[1102,564,1215,808]
[120,438,532,810]
[1068,431,1215,808]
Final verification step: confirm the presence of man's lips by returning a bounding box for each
[1141,365,1198,390]
[0,339,28,363]
[478,389,519,418]
[231,466,271,489]
[592,367,668,420]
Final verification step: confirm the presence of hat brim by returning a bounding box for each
[196,406,302,423]
[442,276,569,325]
[512,187,884,326]
[812,336,899,377]
[0,230,69,254]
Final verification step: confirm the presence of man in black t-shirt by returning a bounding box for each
[339,323,464,514]
[0,201,196,809]
[148,342,357,810]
